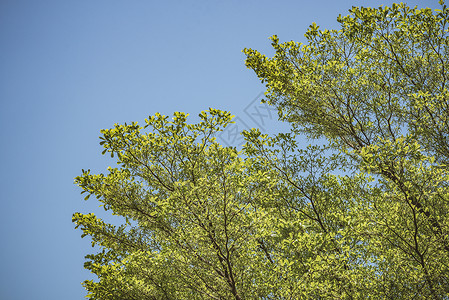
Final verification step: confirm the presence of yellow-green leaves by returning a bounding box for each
[75,2,449,299]
[242,2,449,298]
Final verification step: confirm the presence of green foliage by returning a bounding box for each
[75,3,449,299]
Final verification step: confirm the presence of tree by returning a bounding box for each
[74,2,449,299]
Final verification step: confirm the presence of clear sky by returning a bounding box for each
[0,0,439,299]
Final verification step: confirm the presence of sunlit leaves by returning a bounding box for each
[75,2,449,299]
[243,1,449,298]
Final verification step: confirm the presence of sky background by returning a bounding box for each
[0,0,440,299]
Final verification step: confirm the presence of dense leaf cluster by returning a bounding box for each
[74,3,449,299]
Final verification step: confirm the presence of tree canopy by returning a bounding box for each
[74,2,449,299]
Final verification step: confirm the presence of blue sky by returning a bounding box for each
[0,0,439,299]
